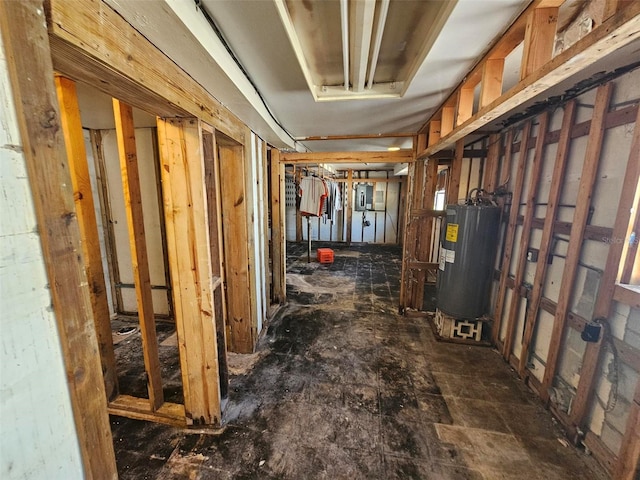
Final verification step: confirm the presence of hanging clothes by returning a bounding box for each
[299,176,328,217]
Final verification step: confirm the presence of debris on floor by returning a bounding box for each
[111,242,607,480]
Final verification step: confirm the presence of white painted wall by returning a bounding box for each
[0,35,84,479]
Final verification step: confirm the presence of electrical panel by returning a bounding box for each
[355,184,385,211]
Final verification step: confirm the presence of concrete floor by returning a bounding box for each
[111,242,607,479]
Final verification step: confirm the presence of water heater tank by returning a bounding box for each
[436,204,501,319]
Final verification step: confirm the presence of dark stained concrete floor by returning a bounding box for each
[111,242,607,479]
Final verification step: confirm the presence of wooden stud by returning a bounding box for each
[620,192,639,284]
[499,129,515,188]
[570,97,640,428]
[270,149,286,303]
[520,7,559,80]
[483,133,501,192]
[613,385,640,479]
[108,395,186,428]
[492,121,532,344]
[202,124,229,400]
[0,1,117,477]
[540,84,612,400]
[156,118,222,425]
[399,162,417,309]
[518,100,577,377]
[457,87,475,126]
[448,139,465,205]
[295,169,303,242]
[55,75,118,401]
[217,140,255,353]
[502,111,549,359]
[346,169,354,245]
[428,121,441,147]
[112,99,164,410]
[480,58,505,109]
[441,105,455,137]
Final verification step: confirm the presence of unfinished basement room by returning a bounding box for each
[1,0,639,479]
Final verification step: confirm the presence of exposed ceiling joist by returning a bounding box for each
[281,150,413,164]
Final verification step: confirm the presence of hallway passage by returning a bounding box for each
[112,243,607,479]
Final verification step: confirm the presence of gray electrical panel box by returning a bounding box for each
[355,185,373,211]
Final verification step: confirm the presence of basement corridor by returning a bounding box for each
[111,243,607,479]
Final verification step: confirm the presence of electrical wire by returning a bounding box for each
[193,0,299,147]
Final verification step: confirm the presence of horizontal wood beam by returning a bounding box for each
[297,132,415,141]
[614,284,640,308]
[281,150,414,164]
[417,4,640,158]
[108,395,186,428]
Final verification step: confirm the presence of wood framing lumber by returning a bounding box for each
[570,100,640,428]
[428,121,441,146]
[502,111,549,359]
[520,6,559,80]
[218,141,255,353]
[55,75,118,401]
[447,139,465,205]
[47,0,245,144]
[156,118,223,425]
[113,99,164,410]
[613,381,640,479]
[299,132,415,141]
[108,395,186,428]
[518,99,577,376]
[270,148,286,303]
[346,169,354,245]
[281,149,413,164]
[0,1,117,477]
[483,133,501,192]
[479,57,505,108]
[417,3,640,158]
[540,84,612,401]
[492,121,532,344]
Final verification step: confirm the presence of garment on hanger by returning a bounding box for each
[299,175,328,217]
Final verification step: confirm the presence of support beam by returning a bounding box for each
[492,121,532,344]
[428,121,441,147]
[271,149,286,303]
[55,75,118,401]
[298,132,415,141]
[281,149,413,164]
[518,100,577,376]
[441,105,455,137]
[540,84,612,401]
[113,99,164,410]
[0,1,117,476]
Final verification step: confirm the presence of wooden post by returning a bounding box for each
[502,111,549,359]
[270,149,286,304]
[540,84,612,400]
[346,169,354,245]
[295,169,303,242]
[518,100,577,377]
[447,139,464,205]
[0,1,117,477]
[520,6,559,80]
[217,140,255,353]
[156,118,223,425]
[480,57,505,108]
[112,98,164,410]
[484,133,501,192]
[492,121,532,344]
[55,75,118,401]
[570,97,640,430]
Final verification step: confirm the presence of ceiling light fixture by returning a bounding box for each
[387,146,400,151]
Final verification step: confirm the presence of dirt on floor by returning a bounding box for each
[110,242,608,480]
